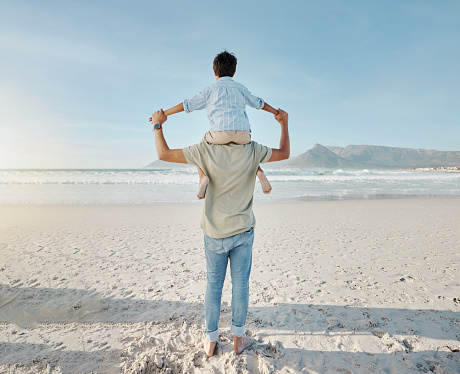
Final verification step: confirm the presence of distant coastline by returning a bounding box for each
[406,166,460,173]
[271,144,460,171]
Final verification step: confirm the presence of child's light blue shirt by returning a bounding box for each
[183,77,264,131]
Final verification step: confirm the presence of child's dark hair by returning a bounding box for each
[213,51,237,77]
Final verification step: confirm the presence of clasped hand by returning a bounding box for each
[148,109,167,127]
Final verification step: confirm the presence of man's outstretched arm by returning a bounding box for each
[150,109,188,164]
[267,109,290,162]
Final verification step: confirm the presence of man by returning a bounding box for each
[149,108,289,357]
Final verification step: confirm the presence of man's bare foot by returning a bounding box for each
[197,176,209,200]
[257,168,272,194]
[203,338,217,358]
[234,335,254,355]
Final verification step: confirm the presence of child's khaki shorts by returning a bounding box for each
[203,130,251,145]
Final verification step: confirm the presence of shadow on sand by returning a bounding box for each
[1,285,459,373]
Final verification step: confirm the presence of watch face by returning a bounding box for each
[155,124,161,130]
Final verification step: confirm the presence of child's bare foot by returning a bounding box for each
[197,175,209,200]
[234,335,254,355]
[203,338,217,358]
[257,167,272,194]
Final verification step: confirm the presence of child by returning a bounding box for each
[161,50,278,199]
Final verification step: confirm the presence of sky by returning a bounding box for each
[0,0,459,169]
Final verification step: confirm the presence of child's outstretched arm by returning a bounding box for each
[262,102,279,116]
[164,103,184,116]
[149,103,184,125]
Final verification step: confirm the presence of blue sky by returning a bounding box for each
[0,0,459,168]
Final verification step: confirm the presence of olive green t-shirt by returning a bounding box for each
[183,141,272,239]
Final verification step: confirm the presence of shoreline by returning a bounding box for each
[2,167,460,173]
[1,193,459,207]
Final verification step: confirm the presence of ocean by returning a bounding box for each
[0,168,459,204]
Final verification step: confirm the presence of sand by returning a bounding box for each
[0,199,459,373]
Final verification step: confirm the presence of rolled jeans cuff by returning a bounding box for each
[205,329,218,343]
[231,322,245,337]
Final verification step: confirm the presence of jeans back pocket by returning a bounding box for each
[239,228,254,247]
[204,235,226,254]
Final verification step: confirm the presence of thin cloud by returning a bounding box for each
[0,28,117,67]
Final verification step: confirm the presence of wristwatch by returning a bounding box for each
[154,124,162,130]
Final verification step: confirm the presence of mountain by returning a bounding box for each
[283,144,365,169]
[329,145,460,168]
[144,160,191,169]
[144,144,460,170]
[284,144,460,170]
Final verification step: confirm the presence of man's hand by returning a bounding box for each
[149,109,167,126]
[267,108,290,162]
[151,109,188,164]
[275,109,288,126]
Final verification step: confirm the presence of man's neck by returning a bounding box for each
[216,76,234,81]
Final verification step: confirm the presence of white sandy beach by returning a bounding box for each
[1,199,459,373]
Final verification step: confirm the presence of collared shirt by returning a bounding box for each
[183,77,264,131]
[183,141,272,239]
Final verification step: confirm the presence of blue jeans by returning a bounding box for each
[204,228,254,342]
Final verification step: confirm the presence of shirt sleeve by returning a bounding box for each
[240,86,264,110]
[183,88,208,113]
[182,142,206,168]
[253,142,272,164]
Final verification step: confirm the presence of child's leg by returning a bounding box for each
[197,167,209,200]
[257,166,272,194]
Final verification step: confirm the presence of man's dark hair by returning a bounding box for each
[213,51,237,77]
